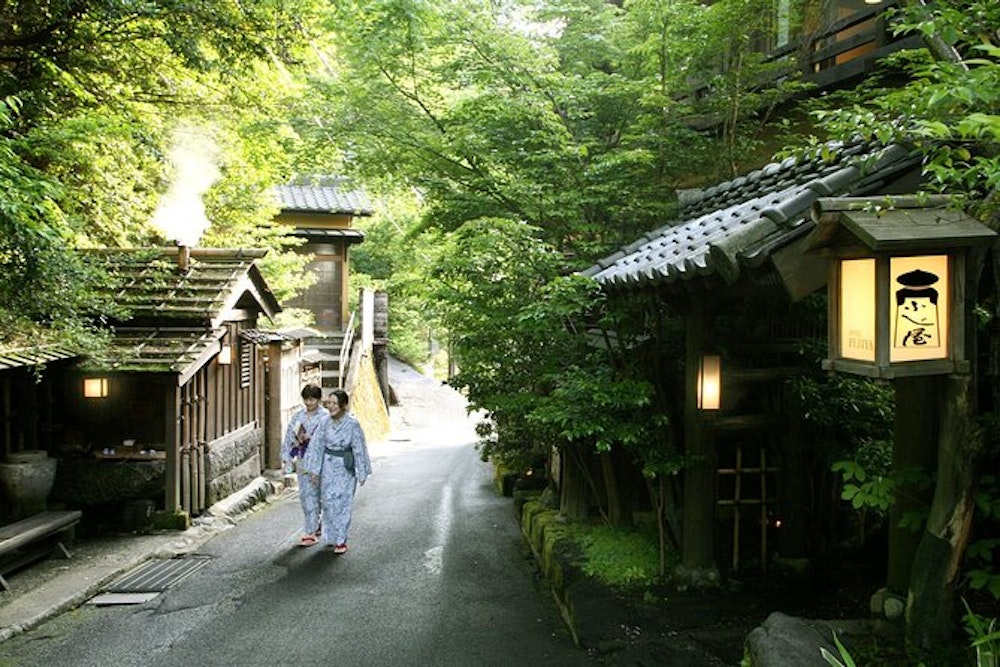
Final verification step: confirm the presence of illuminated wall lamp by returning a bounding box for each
[83,377,109,399]
[218,344,233,365]
[697,355,722,411]
[807,197,996,379]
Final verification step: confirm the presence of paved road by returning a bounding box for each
[0,360,596,666]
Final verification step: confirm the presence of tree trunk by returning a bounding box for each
[600,448,634,528]
[560,446,590,520]
[905,374,981,659]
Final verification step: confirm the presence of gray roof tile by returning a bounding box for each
[275,177,373,215]
[583,142,920,289]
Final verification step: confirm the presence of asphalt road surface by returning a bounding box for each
[0,360,597,667]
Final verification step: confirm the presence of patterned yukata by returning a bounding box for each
[281,405,329,536]
[302,412,372,548]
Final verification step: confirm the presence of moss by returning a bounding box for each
[569,521,672,591]
[151,509,190,530]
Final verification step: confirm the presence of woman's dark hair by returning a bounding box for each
[328,388,349,409]
[301,384,323,400]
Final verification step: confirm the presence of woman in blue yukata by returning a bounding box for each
[304,388,372,554]
[281,384,329,547]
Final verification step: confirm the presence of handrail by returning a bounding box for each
[338,310,356,388]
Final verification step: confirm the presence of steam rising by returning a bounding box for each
[151,123,221,247]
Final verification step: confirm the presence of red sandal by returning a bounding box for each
[332,543,348,554]
[298,534,318,547]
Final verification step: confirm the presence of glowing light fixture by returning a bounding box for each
[83,377,109,398]
[697,355,722,411]
[808,197,995,378]
[218,344,233,365]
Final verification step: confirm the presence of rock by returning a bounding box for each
[745,612,841,667]
[870,587,906,621]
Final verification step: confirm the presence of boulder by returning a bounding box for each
[745,612,842,667]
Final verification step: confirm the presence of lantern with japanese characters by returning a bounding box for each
[808,197,996,379]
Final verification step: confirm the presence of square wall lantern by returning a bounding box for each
[697,355,722,410]
[808,197,996,379]
[83,377,109,398]
[218,343,233,365]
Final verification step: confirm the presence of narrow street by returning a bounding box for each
[0,359,595,666]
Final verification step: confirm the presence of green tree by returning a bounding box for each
[289,0,820,548]
[0,0,327,345]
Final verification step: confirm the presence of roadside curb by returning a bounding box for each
[516,495,633,654]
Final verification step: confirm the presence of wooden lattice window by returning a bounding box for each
[717,443,779,571]
[240,342,252,388]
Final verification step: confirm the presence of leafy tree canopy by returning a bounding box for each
[0,0,328,348]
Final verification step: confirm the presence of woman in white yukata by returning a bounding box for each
[303,388,372,554]
[282,384,329,547]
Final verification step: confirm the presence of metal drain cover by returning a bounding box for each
[88,555,213,605]
[87,592,160,606]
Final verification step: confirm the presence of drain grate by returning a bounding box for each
[104,555,213,593]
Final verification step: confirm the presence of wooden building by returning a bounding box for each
[583,141,923,572]
[273,177,370,333]
[64,247,282,518]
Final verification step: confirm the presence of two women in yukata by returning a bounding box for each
[299,388,372,554]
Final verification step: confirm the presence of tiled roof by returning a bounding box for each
[91,326,223,377]
[0,345,79,371]
[583,142,920,289]
[90,248,279,326]
[80,248,281,380]
[291,228,366,243]
[274,177,373,215]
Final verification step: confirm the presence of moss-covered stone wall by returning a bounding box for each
[345,350,390,443]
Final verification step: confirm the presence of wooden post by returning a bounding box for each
[164,384,181,512]
[887,376,939,592]
[264,341,284,470]
[682,297,717,569]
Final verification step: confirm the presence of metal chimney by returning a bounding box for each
[177,243,191,273]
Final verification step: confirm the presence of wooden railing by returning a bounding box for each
[783,1,923,89]
[338,310,356,389]
[684,2,924,119]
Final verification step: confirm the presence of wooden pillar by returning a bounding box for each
[682,297,717,569]
[164,383,181,512]
[264,341,284,470]
[2,377,10,458]
[340,243,351,328]
[887,376,939,592]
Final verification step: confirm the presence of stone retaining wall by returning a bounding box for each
[206,426,263,505]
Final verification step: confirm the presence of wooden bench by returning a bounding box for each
[0,510,82,591]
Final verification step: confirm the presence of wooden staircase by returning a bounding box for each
[303,331,348,390]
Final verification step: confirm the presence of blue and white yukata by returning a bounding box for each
[303,412,372,548]
[281,405,329,536]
